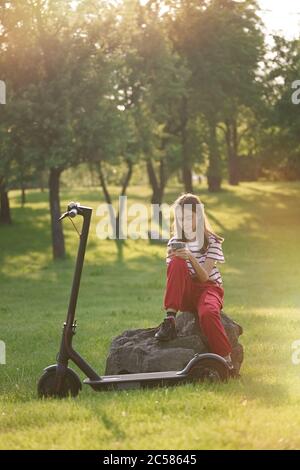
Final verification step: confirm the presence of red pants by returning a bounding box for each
[163,257,232,357]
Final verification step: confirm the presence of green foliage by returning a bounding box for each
[0,0,299,199]
[262,36,300,180]
[166,0,265,186]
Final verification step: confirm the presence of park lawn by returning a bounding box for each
[0,181,300,450]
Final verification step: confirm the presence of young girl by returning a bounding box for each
[155,193,232,365]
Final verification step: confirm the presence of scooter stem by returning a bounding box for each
[65,205,92,329]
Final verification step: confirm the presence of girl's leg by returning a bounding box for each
[163,256,194,313]
[197,284,232,357]
[156,257,194,341]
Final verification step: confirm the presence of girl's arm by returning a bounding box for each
[190,254,217,282]
[172,249,215,283]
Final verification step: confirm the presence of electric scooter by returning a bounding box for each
[38,202,231,398]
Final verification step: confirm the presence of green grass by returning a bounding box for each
[1,181,300,449]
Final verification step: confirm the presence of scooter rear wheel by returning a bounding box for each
[37,368,81,398]
[189,357,229,383]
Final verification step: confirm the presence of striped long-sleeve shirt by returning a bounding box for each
[166,235,225,286]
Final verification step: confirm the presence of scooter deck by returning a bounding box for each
[83,370,188,391]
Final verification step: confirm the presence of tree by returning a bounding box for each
[0,0,35,223]
[166,0,264,190]
[264,36,300,180]
[70,0,142,259]
[1,0,107,257]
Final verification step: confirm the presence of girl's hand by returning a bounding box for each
[166,247,175,260]
[173,248,192,260]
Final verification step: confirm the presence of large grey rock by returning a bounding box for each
[105,311,244,375]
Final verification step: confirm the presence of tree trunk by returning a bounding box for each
[158,158,167,203]
[225,119,239,185]
[0,183,12,225]
[97,159,133,260]
[116,158,133,238]
[146,159,168,206]
[181,97,193,193]
[98,161,112,205]
[146,159,163,205]
[207,121,222,192]
[146,158,168,235]
[182,134,193,193]
[49,167,65,259]
[98,160,117,241]
[120,159,133,197]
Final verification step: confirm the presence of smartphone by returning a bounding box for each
[170,241,186,251]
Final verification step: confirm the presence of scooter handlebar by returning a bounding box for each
[59,202,80,221]
[68,208,78,218]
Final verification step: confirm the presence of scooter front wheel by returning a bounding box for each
[37,367,81,398]
[189,357,229,383]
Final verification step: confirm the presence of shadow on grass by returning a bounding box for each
[0,199,296,312]
[226,374,290,407]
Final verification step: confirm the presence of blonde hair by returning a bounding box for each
[172,193,224,252]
